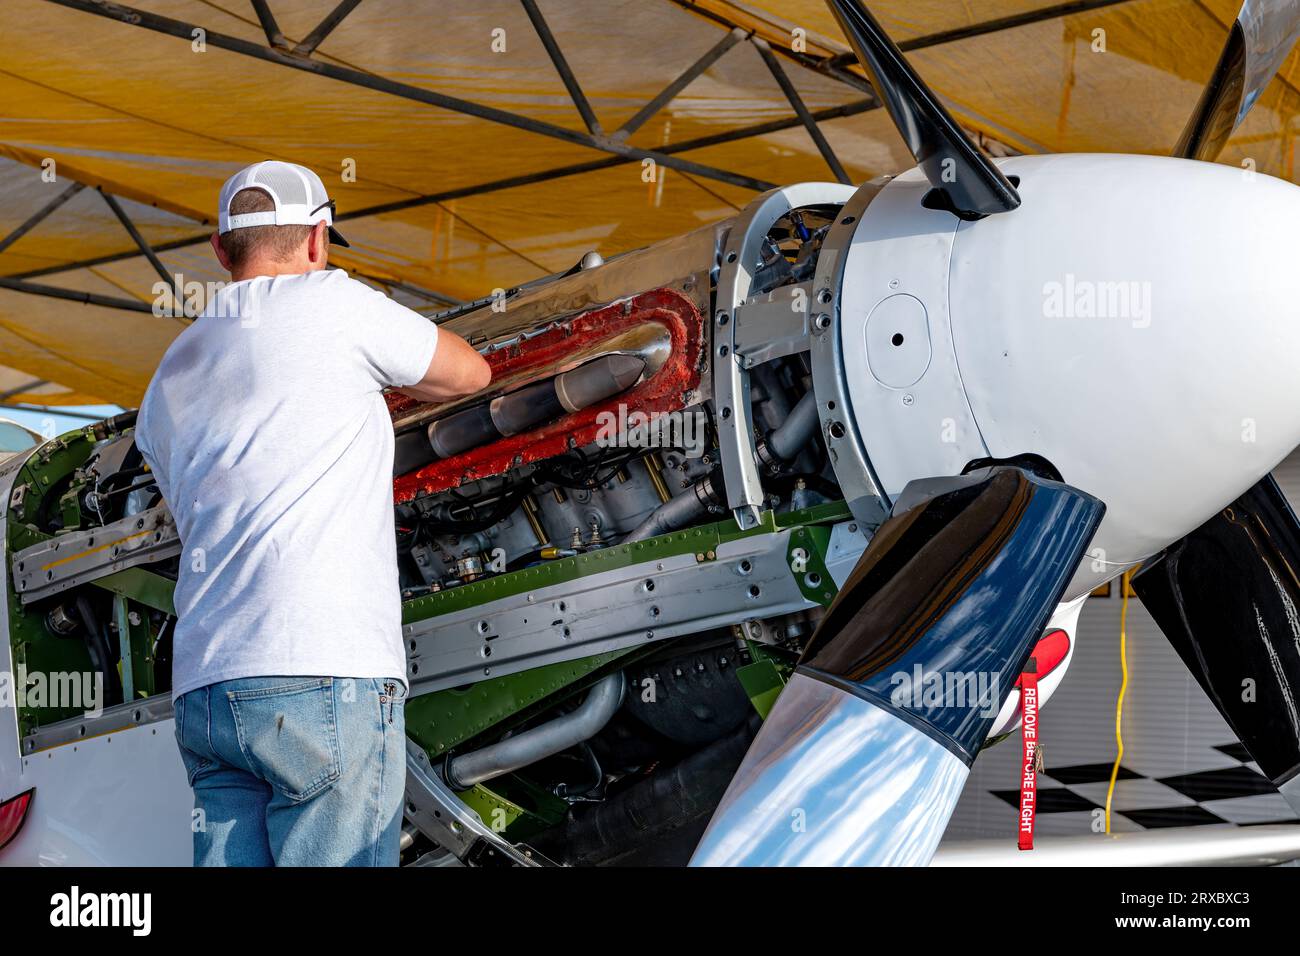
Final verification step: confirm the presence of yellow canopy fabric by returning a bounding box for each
[0,0,1295,407]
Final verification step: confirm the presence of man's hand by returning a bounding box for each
[400,328,492,403]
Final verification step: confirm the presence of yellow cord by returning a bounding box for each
[1104,569,1132,834]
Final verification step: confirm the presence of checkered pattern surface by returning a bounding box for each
[943,452,1300,844]
[989,744,1299,829]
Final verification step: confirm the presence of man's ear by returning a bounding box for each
[210,232,234,272]
[307,221,329,267]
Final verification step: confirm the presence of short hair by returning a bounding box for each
[217,188,312,270]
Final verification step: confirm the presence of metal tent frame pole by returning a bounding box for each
[292,0,364,57]
[9,92,878,284]
[0,158,464,313]
[613,27,747,141]
[0,275,155,313]
[44,0,775,193]
[9,0,1137,318]
[753,37,851,184]
[670,0,1135,87]
[519,0,603,136]
[249,0,289,50]
[99,188,175,292]
[0,182,85,256]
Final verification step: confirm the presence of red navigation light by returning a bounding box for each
[0,789,33,852]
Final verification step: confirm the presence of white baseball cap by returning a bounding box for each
[217,160,350,247]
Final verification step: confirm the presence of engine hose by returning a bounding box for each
[90,409,139,441]
[418,487,531,535]
[445,673,625,790]
[75,595,123,708]
[758,390,820,466]
[623,475,719,543]
[555,742,604,799]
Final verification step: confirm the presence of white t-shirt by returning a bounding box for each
[135,270,437,700]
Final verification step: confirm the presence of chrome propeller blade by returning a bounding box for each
[1174,0,1300,161]
[691,466,1103,866]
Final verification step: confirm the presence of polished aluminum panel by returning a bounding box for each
[1175,0,1300,162]
[404,528,815,694]
[11,503,180,603]
[440,221,723,347]
[689,671,967,867]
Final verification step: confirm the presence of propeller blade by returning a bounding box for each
[1174,0,1300,161]
[824,0,1021,218]
[1133,473,1300,812]
[690,465,1103,866]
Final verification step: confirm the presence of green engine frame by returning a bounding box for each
[5,425,847,840]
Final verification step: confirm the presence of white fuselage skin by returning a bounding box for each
[5,154,1300,865]
[837,153,1300,738]
[0,449,192,866]
[842,153,1300,599]
[841,152,1300,736]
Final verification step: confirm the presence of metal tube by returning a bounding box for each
[614,28,745,140]
[897,0,1133,52]
[0,182,84,255]
[0,276,156,314]
[249,0,288,48]
[113,594,135,703]
[753,38,850,185]
[644,454,671,504]
[0,380,48,401]
[624,477,715,543]
[521,494,548,546]
[334,100,868,218]
[14,98,878,283]
[932,824,1300,867]
[398,822,418,853]
[99,189,175,289]
[446,673,624,790]
[764,391,820,462]
[519,0,602,136]
[292,0,363,56]
[46,0,773,192]
[662,0,879,97]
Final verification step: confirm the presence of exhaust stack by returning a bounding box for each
[394,353,646,475]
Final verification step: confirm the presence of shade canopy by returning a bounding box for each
[0,0,1294,407]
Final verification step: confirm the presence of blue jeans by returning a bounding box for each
[173,676,407,866]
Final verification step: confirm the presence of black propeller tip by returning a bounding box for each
[825,0,1021,218]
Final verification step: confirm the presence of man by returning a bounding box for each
[134,161,491,866]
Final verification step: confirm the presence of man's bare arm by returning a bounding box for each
[398,328,492,403]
